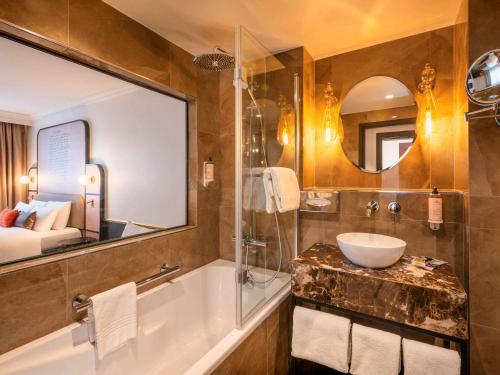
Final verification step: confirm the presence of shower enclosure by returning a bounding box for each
[234,26,299,326]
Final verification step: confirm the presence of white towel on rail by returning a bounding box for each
[403,338,461,375]
[88,282,137,360]
[350,323,401,375]
[262,167,300,213]
[291,306,351,373]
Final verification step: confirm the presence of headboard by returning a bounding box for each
[34,193,85,230]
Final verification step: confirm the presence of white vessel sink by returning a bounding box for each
[336,233,406,268]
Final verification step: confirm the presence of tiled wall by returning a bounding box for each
[300,190,466,283]
[467,0,500,373]
[0,0,220,354]
[213,297,290,375]
[310,26,468,190]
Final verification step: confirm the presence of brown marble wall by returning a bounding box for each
[0,0,220,354]
[213,297,290,375]
[311,26,468,190]
[467,0,500,373]
[300,190,466,283]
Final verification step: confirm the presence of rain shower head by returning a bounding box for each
[193,47,235,71]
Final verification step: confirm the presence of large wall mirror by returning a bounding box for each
[340,76,418,172]
[0,36,188,266]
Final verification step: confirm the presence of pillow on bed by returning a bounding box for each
[47,201,72,230]
[0,208,19,227]
[29,199,47,207]
[15,201,31,212]
[15,211,37,230]
[32,206,58,232]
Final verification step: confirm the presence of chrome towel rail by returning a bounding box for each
[72,264,181,314]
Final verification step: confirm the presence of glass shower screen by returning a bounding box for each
[234,25,297,326]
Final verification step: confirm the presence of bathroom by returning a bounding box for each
[0,0,498,374]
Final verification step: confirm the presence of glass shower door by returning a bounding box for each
[234,25,297,326]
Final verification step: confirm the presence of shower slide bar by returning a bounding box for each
[72,264,181,314]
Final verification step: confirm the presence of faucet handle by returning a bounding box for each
[366,201,379,217]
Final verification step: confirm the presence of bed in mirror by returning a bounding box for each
[0,35,189,266]
[339,76,418,173]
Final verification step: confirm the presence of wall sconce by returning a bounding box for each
[277,94,292,146]
[19,175,32,185]
[417,63,437,137]
[322,83,343,143]
[78,174,96,186]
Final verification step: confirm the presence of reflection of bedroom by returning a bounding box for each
[0,36,188,265]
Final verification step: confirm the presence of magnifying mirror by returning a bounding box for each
[465,49,500,125]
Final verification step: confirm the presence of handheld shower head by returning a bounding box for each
[193,47,235,71]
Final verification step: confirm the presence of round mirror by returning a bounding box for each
[466,49,500,105]
[340,76,418,173]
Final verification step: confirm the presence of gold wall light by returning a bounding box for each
[417,63,438,137]
[322,83,343,143]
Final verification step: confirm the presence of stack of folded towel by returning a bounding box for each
[291,306,462,375]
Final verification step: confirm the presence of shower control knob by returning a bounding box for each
[388,202,401,215]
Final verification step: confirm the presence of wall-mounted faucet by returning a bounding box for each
[366,201,379,217]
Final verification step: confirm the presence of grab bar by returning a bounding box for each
[72,264,181,314]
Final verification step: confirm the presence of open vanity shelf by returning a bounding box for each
[290,243,468,373]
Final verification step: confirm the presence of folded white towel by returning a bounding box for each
[350,324,401,375]
[263,167,300,213]
[291,306,351,373]
[88,282,137,360]
[403,338,461,375]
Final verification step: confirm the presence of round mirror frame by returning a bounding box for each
[338,75,419,174]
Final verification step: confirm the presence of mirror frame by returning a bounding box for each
[0,20,197,274]
[338,75,418,174]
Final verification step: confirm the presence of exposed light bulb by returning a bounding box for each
[325,126,332,143]
[282,127,289,146]
[78,175,88,185]
[19,175,30,185]
[425,108,433,137]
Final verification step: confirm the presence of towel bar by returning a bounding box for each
[72,264,181,314]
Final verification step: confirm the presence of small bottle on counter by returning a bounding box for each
[428,187,443,231]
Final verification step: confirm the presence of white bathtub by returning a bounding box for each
[0,260,290,375]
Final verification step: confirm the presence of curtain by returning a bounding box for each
[0,122,27,209]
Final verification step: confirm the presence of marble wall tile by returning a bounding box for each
[469,323,500,375]
[212,298,290,375]
[469,228,500,328]
[0,0,69,44]
[468,1,500,373]
[68,0,171,86]
[0,261,68,354]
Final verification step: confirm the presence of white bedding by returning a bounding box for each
[0,227,81,263]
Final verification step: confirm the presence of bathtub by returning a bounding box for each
[0,259,290,375]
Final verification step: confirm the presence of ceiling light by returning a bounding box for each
[392,115,398,119]
[385,94,394,99]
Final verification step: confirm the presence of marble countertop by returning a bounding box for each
[291,243,468,339]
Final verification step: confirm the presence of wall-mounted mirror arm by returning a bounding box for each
[465,104,500,126]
